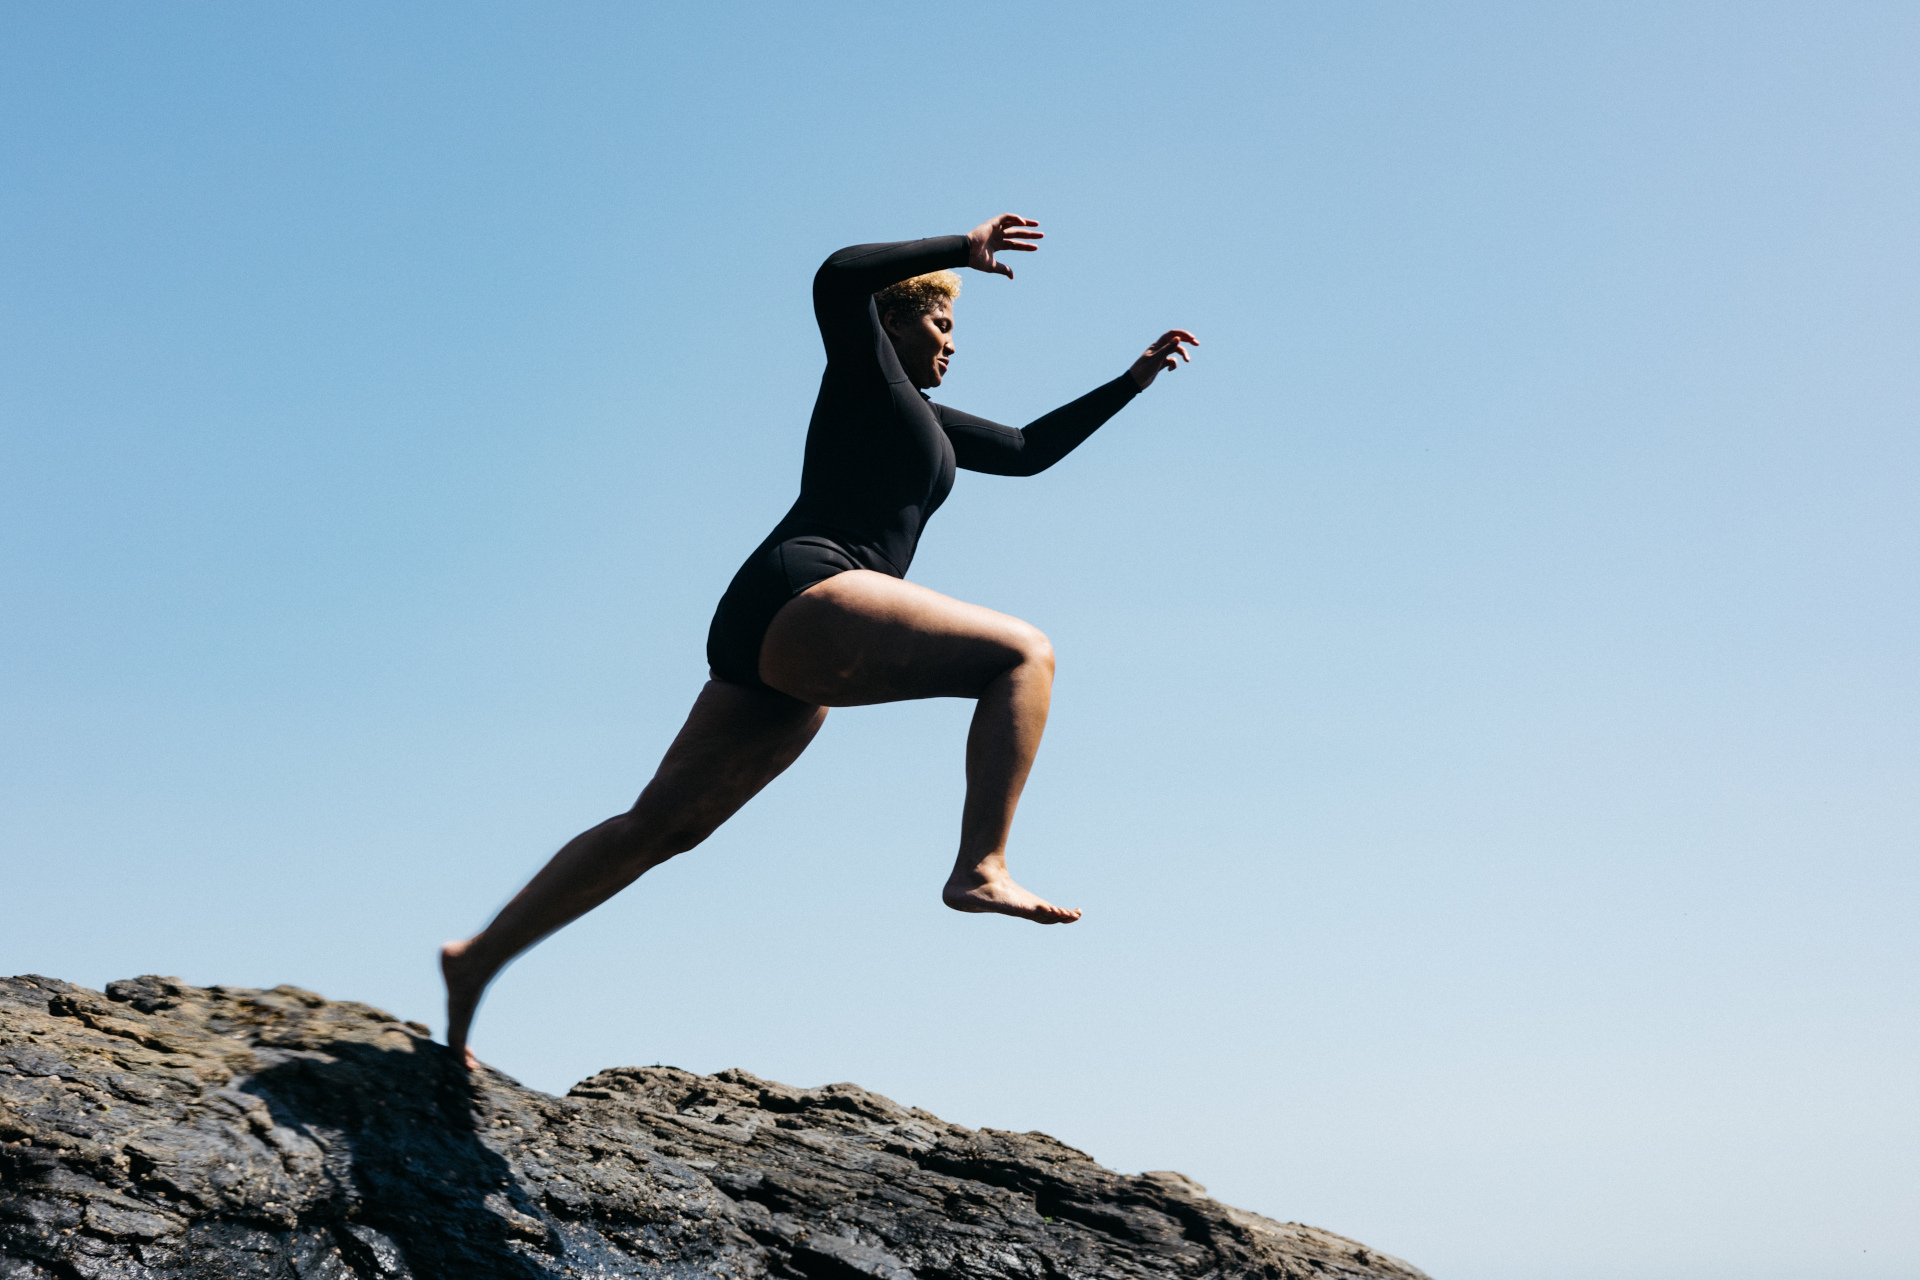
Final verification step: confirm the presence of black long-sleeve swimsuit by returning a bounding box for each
[706,235,1141,689]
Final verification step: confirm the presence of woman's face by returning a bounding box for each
[882,300,955,390]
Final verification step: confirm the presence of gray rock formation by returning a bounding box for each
[0,974,1429,1280]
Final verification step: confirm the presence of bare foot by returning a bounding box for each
[942,869,1082,924]
[439,940,489,1070]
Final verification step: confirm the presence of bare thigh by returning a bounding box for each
[631,679,827,855]
[758,570,1051,707]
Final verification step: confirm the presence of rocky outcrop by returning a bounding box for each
[0,975,1429,1280]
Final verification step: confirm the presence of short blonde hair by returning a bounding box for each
[874,270,961,320]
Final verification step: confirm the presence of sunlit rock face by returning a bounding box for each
[0,975,1430,1280]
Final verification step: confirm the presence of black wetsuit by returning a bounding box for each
[706,235,1141,689]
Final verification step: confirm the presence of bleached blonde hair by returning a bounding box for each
[874,270,961,320]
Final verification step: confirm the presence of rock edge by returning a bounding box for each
[0,974,1429,1280]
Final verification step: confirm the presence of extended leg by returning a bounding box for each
[759,570,1079,925]
[441,680,825,1067]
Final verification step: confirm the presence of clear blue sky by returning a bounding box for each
[4,4,1915,1278]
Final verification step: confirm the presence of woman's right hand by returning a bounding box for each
[966,214,1043,279]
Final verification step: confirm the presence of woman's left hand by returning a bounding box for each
[966,214,1044,279]
[1127,330,1200,390]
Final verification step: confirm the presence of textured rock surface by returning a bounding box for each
[0,975,1429,1280]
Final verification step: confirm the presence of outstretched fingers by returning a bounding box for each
[968,213,1045,280]
[998,219,1044,249]
[1149,329,1200,361]
[1127,328,1200,389]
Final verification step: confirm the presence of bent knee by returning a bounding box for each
[1009,623,1056,678]
[650,833,704,860]
[646,821,720,862]
[604,810,712,869]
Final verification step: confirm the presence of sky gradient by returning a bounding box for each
[4,5,1916,1278]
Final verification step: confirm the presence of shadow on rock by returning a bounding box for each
[1,974,1429,1280]
[240,1045,557,1280]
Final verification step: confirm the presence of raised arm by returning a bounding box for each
[939,328,1200,476]
[812,237,969,361]
[812,215,1045,363]
[936,376,1140,477]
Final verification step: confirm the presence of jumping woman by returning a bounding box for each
[442,213,1197,1067]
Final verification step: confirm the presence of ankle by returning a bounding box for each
[442,937,496,976]
[948,856,1007,885]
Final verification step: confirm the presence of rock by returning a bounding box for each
[0,975,1430,1280]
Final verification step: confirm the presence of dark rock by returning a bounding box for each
[0,974,1430,1280]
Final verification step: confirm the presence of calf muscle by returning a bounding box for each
[758,570,1080,926]
[441,681,824,1067]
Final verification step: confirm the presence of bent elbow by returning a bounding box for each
[811,258,857,305]
[812,260,845,300]
[814,244,879,289]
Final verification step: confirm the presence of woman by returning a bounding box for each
[442,213,1197,1068]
